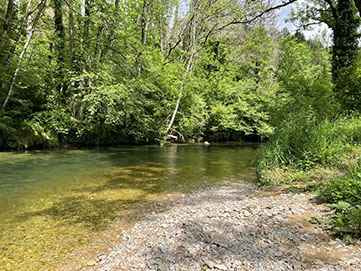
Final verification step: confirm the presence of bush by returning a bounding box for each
[257,115,361,185]
[327,201,361,240]
[317,177,361,205]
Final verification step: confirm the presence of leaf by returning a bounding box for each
[309,217,321,224]
[336,201,351,210]
[339,225,353,233]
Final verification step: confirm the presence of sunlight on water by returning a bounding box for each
[0,143,259,270]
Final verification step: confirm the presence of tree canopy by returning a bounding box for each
[0,0,360,149]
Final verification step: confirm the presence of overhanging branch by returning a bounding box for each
[217,0,299,31]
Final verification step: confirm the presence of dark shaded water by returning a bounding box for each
[0,143,259,270]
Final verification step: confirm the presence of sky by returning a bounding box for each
[276,1,332,43]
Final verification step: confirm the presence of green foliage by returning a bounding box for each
[317,154,361,203]
[1,0,360,149]
[318,177,361,205]
[320,162,361,239]
[334,55,361,112]
[0,110,50,149]
[274,35,337,123]
[257,115,361,185]
[204,77,275,141]
[332,0,360,81]
[327,201,361,240]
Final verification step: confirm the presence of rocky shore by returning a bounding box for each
[61,183,361,271]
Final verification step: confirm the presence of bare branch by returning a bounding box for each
[217,0,298,31]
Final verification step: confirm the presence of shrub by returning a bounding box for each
[317,177,361,205]
[257,115,361,185]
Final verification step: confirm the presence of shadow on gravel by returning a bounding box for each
[132,187,345,271]
[14,167,345,271]
[146,218,338,270]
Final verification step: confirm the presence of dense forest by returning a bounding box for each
[1,0,358,149]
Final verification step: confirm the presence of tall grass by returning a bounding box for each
[257,114,361,185]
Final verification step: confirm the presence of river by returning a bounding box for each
[0,143,259,270]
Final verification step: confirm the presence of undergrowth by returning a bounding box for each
[256,114,361,240]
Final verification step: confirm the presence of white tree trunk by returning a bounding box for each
[166,51,195,134]
[2,0,46,110]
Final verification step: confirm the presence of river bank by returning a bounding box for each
[58,182,361,271]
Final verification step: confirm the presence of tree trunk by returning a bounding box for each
[166,51,195,134]
[53,0,65,92]
[6,0,33,66]
[332,0,359,81]
[136,0,150,77]
[80,0,90,88]
[2,0,47,110]
[166,1,178,54]
[100,0,119,62]
[93,25,104,69]
[0,0,14,50]
[69,10,75,67]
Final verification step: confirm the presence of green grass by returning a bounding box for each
[256,114,361,240]
[256,115,361,186]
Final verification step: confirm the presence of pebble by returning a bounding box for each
[87,260,97,266]
[65,183,361,271]
[214,264,227,270]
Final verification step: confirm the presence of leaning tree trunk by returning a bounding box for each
[166,11,198,135]
[166,51,195,134]
[2,0,47,110]
[6,0,34,66]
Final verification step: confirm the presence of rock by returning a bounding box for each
[214,264,227,270]
[158,263,168,271]
[80,182,361,271]
[243,210,250,217]
[87,260,97,266]
[204,141,210,146]
[204,260,216,268]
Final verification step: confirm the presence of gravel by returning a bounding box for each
[64,183,361,271]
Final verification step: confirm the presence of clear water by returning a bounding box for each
[0,143,259,270]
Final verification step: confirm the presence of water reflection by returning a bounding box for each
[0,143,259,271]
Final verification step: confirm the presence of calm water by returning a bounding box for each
[0,143,259,270]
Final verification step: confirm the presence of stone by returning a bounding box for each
[243,210,250,217]
[204,260,216,268]
[158,263,168,271]
[214,264,227,270]
[87,260,97,266]
[78,183,361,271]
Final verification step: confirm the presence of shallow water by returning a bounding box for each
[0,143,259,270]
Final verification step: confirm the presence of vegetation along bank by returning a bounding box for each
[1,0,361,268]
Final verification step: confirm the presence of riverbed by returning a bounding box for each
[0,143,258,270]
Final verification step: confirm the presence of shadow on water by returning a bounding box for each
[11,144,259,232]
[0,143,260,270]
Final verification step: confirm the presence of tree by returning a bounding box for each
[2,0,47,110]
[290,0,361,111]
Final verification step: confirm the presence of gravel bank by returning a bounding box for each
[63,183,361,271]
